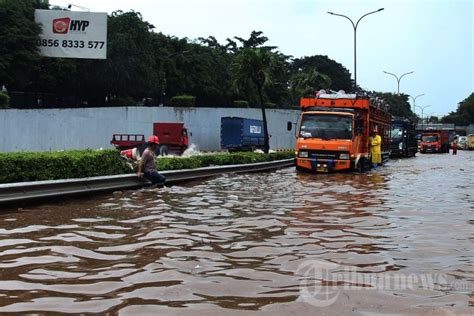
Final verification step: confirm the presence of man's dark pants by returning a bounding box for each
[144,170,166,185]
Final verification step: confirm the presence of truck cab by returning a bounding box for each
[420,130,450,153]
[292,91,391,173]
[296,111,354,172]
[153,122,189,155]
[390,118,417,158]
[457,136,468,150]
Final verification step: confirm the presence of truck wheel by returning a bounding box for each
[159,145,169,156]
[353,157,367,173]
[296,165,307,173]
[361,157,371,172]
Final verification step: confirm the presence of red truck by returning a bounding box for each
[419,130,450,153]
[111,122,189,155]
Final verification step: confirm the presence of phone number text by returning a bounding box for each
[37,39,105,49]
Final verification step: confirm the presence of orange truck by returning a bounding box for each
[419,130,450,153]
[290,92,391,172]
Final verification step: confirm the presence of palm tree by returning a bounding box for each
[230,48,278,153]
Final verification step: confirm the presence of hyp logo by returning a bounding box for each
[52,17,70,34]
[52,17,89,34]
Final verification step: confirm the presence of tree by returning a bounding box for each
[290,68,332,100]
[373,92,415,118]
[102,11,158,101]
[441,93,474,125]
[231,48,279,153]
[0,0,46,90]
[290,55,352,92]
[1,7,358,110]
[234,31,275,49]
[176,43,233,106]
[427,115,439,123]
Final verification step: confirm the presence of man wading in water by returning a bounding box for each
[136,136,166,186]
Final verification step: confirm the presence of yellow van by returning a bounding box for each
[468,134,474,150]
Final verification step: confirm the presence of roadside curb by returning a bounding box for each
[0,159,294,206]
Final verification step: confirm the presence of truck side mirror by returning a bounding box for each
[287,122,292,131]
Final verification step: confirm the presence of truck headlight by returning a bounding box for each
[299,151,308,158]
[399,142,404,150]
[339,153,349,159]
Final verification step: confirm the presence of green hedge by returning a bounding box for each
[157,151,294,171]
[170,95,196,107]
[0,150,130,184]
[108,96,135,106]
[0,150,295,184]
[265,102,277,109]
[233,100,249,108]
[0,92,10,108]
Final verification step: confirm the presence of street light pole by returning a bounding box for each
[409,93,425,113]
[383,70,414,94]
[425,112,434,124]
[327,8,384,89]
[416,104,431,130]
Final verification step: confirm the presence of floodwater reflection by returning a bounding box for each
[0,151,473,315]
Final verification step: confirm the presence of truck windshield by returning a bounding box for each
[422,135,438,142]
[299,114,352,140]
[391,126,403,139]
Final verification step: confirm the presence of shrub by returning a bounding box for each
[0,92,10,108]
[0,150,295,183]
[265,102,277,109]
[233,100,249,108]
[170,95,196,107]
[156,151,294,170]
[0,150,130,184]
[108,96,135,106]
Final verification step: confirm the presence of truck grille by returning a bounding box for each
[307,150,348,160]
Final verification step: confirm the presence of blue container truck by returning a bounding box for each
[221,117,265,152]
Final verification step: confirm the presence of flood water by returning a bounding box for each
[0,151,473,315]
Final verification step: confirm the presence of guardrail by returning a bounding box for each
[0,159,294,206]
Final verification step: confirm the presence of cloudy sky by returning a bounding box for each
[51,0,473,116]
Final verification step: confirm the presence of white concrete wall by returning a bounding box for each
[0,107,299,152]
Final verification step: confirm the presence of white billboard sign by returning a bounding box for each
[35,9,107,59]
